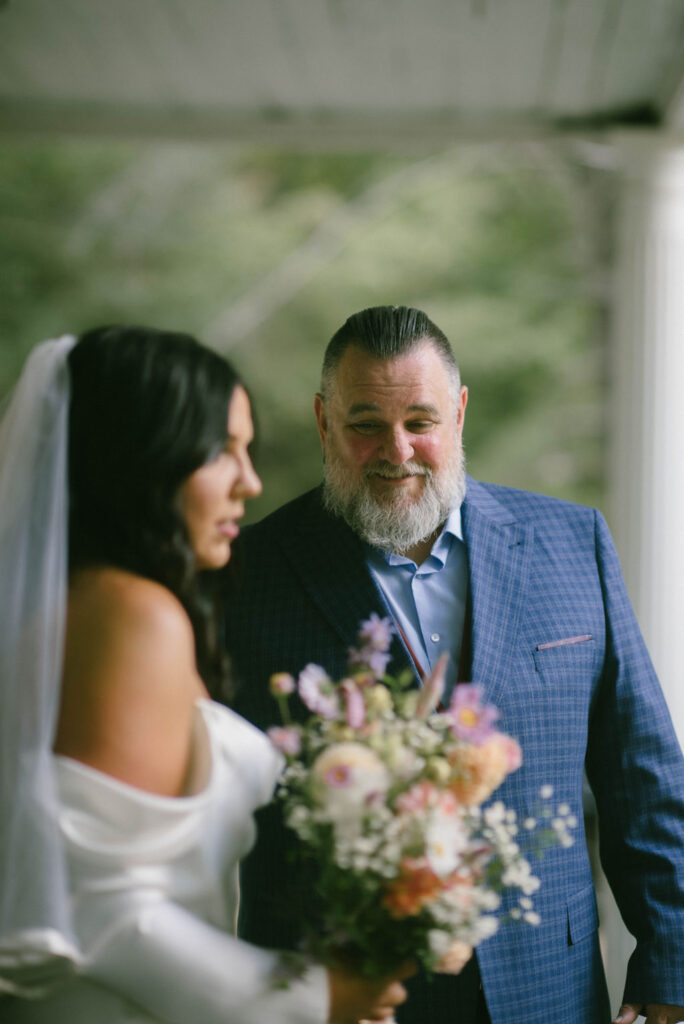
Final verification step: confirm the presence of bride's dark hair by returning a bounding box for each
[67,325,240,697]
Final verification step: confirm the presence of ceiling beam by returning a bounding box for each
[0,98,675,150]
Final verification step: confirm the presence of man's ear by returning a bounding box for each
[314,393,327,453]
[456,386,468,438]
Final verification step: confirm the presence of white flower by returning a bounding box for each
[311,742,390,839]
[479,889,501,911]
[473,915,499,941]
[428,929,454,959]
[484,801,507,826]
[425,808,468,877]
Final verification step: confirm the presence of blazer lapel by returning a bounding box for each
[278,489,409,670]
[462,479,534,708]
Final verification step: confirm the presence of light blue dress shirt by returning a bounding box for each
[366,508,468,699]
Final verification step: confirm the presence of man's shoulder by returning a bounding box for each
[466,476,599,527]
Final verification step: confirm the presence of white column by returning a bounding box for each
[600,132,684,1013]
[608,134,684,747]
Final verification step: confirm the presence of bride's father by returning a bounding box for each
[224,305,684,1024]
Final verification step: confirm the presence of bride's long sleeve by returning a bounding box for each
[82,888,327,1024]
[50,700,329,1024]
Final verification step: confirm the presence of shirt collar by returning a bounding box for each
[372,505,464,568]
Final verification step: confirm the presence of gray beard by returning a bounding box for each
[322,445,466,555]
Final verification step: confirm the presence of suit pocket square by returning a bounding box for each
[536,634,593,651]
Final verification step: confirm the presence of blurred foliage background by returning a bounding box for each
[0,137,612,521]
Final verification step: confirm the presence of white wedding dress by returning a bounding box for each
[5,700,327,1024]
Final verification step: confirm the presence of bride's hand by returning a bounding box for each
[326,961,414,1024]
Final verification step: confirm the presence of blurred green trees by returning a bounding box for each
[0,138,609,520]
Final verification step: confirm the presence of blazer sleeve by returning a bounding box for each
[585,510,684,1004]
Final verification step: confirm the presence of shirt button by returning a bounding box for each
[430,633,440,643]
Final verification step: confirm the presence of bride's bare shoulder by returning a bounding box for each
[59,567,205,794]
[69,566,191,636]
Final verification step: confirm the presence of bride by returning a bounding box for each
[0,326,408,1024]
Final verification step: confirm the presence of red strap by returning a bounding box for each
[395,622,426,680]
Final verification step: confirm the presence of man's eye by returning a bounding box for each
[350,422,380,434]
[408,421,434,432]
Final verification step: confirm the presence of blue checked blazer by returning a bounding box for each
[223,478,684,1024]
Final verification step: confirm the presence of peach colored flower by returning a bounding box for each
[383,857,444,918]
[436,940,473,974]
[448,732,522,806]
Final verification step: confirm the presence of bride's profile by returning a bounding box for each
[0,325,408,1024]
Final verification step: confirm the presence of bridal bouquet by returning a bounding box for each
[267,615,575,977]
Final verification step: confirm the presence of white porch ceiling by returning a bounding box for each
[1,0,684,144]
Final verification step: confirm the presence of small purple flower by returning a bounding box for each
[297,663,340,719]
[267,726,303,756]
[358,613,394,653]
[446,684,499,744]
[348,615,394,678]
[348,646,391,679]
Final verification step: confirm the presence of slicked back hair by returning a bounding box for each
[320,305,461,401]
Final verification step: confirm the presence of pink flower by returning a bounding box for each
[396,780,440,813]
[342,679,367,730]
[269,672,296,697]
[347,614,394,679]
[267,726,302,756]
[446,684,498,744]
[297,664,340,719]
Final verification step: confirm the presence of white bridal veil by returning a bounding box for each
[0,336,81,996]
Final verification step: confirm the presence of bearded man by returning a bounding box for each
[223,306,684,1024]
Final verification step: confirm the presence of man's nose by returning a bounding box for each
[381,429,414,465]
